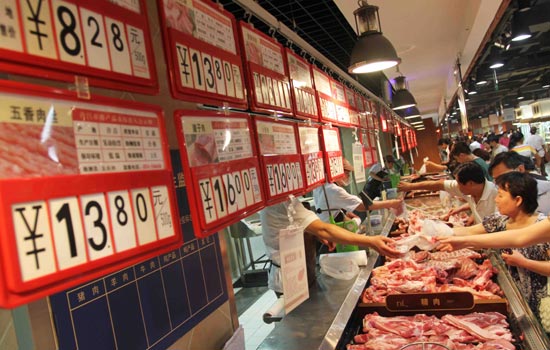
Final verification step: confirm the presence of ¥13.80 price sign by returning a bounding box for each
[320,126,345,183]
[254,117,306,204]
[0,81,180,308]
[297,125,325,192]
[0,0,157,94]
[175,111,265,237]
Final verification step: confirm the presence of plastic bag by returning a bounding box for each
[319,255,359,280]
[540,279,550,332]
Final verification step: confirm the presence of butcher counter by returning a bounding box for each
[256,199,550,350]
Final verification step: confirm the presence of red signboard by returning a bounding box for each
[0,80,180,308]
[239,22,292,115]
[312,67,352,127]
[158,0,247,108]
[286,49,319,121]
[0,0,158,94]
[297,125,325,192]
[345,87,360,127]
[174,111,264,237]
[359,129,374,168]
[319,126,345,183]
[253,117,305,204]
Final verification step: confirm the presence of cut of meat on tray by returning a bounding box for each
[0,123,79,178]
[347,312,515,350]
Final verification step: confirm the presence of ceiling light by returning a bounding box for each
[348,1,401,74]
[517,90,525,100]
[467,78,477,95]
[543,84,550,89]
[392,76,417,110]
[489,60,504,69]
[511,11,532,42]
[475,70,487,85]
[402,106,421,119]
[517,0,531,12]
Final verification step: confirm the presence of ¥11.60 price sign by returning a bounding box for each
[254,118,306,204]
[0,0,157,94]
[0,81,180,308]
[175,111,265,237]
[320,126,344,183]
[298,125,325,191]
[158,0,246,108]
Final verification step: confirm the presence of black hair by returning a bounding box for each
[487,134,500,144]
[473,148,491,161]
[489,151,534,175]
[453,161,485,185]
[438,138,450,146]
[508,131,524,149]
[449,141,472,159]
[495,172,538,214]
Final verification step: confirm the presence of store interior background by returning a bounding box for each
[1,0,550,350]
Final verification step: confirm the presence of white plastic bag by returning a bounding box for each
[420,219,453,237]
[319,255,359,280]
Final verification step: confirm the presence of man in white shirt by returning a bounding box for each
[398,162,497,225]
[526,126,546,177]
[488,134,508,160]
[469,136,481,152]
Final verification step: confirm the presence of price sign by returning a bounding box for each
[319,126,344,183]
[175,111,264,237]
[254,118,305,204]
[345,87,360,127]
[360,129,374,167]
[0,81,180,308]
[0,0,157,94]
[240,22,292,115]
[158,0,246,108]
[297,125,325,191]
[286,49,319,121]
[331,79,351,126]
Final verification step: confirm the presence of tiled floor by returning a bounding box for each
[237,289,277,350]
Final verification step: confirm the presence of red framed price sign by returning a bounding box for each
[175,111,264,237]
[320,126,344,183]
[0,80,180,308]
[286,49,319,121]
[158,0,246,108]
[360,129,374,168]
[0,0,157,94]
[312,67,336,124]
[239,22,292,114]
[253,117,305,204]
[345,87,360,127]
[297,125,325,192]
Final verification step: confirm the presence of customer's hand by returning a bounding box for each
[366,236,400,258]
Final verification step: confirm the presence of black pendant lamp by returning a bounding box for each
[511,10,532,42]
[400,106,421,119]
[392,76,416,110]
[348,1,401,74]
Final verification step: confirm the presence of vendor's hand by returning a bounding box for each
[345,211,360,219]
[389,199,403,209]
[435,235,473,251]
[367,236,401,258]
[501,250,527,267]
[435,242,454,252]
[397,182,414,192]
[320,239,337,252]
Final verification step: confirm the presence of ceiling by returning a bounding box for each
[220,0,550,127]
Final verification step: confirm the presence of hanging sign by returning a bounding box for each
[312,67,337,124]
[360,129,374,168]
[158,0,246,108]
[0,80,180,308]
[239,22,292,114]
[286,49,318,121]
[254,117,305,204]
[330,79,350,125]
[297,125,325,192]
[280,223,308,314]
[345,87,360,127]
[320,125,344,183]
[0,0,157,94]
[174,111,264,237]
[352,142,366,183]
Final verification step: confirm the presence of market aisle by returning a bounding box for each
[238,290,277,349]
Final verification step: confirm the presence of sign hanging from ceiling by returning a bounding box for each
[297,125,325,192]
[253,117,305,204]
[0,80,180,308]
[319,125,344,183]
[0,0,158,94]
[285,49,319,121]
[158,0,247,108]
[174,110,264,237]
[239,22,293,115]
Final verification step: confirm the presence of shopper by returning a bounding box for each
[469,136,481,152]
[260,196,400,295]
[449,141,492,181]
[488,134,508,160]
[526,126,547,177]
[489,151,550,214]
[510,131,538,165]
[313,158,402,223]
[437,138,451,164]
[398,161,497,224]
[441,172,549,321]
[363,155,396,200]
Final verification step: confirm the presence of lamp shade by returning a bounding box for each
[511,11,532,42]
[349,33,401,74]
[392,76,416,110]
[401,106,421,119]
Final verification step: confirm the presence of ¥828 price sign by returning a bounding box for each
[175,111,265,237]
[0,81,180,308]
[297,125,325,192]
[320,126,345,183]
[254,117,306,204]
[0,0,157,94]
[158,0,246,108]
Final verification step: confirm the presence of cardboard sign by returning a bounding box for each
[352,142,366,183]
[297,125,325,191]
[0,0,157,94]
[175,111,264,237]
[320,126,344,183]
[280,224,308,314]
[0,81,180,308]
[286,49,319,121]
[240,22,292,115]
[158,0,246,108]
[254,117,305,204]
[386,292,475,313]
